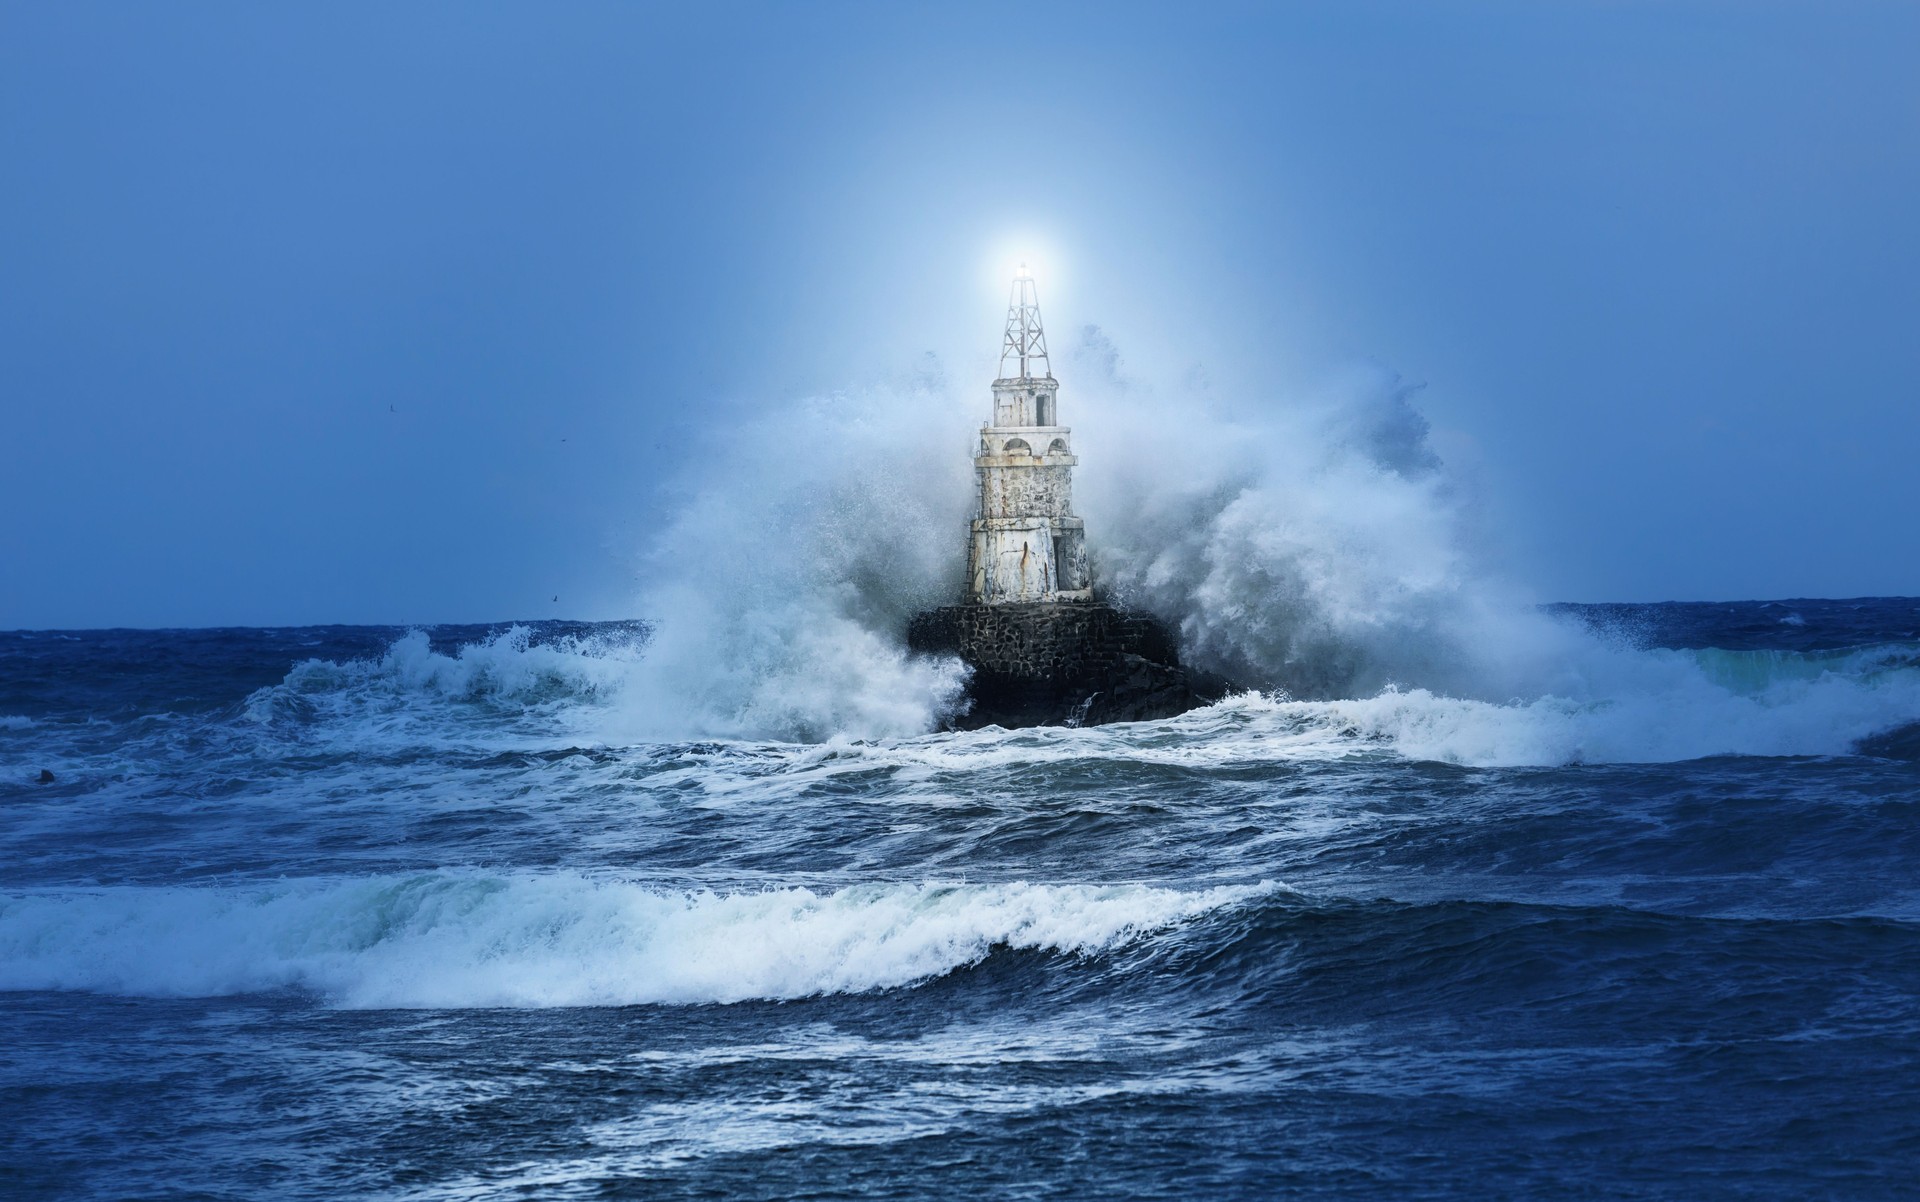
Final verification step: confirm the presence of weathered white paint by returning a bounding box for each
[966,383,1093,603]
[991,378,1062,428]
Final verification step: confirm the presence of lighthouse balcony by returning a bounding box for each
[977,425,1074,464]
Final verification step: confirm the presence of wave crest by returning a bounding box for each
[239,626,654,748]
[0,874,1268,1008]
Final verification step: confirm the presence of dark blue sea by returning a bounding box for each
[5,598,1920,1199]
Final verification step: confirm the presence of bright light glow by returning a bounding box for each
[1015,262,1031,279]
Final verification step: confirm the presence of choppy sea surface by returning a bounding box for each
[5,598,1920,1200]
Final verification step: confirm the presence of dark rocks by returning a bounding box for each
[37,769,55,783]
[907,602,1224,729]
[1078,652,1208,726]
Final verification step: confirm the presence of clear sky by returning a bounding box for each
[3,1,1917,629]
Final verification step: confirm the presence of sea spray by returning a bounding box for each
[613,385,978,742]
[1070,353,1580,701]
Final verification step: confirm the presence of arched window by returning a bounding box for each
[1046,437,1069,455]
[1002,437,1032,456]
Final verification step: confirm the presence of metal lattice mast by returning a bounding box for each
[999,264,1051,380]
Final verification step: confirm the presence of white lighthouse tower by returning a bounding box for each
[966,266,1093,604]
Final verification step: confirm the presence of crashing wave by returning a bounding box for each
[226,340,1920,763]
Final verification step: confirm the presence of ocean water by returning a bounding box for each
[4,599,1920,1199]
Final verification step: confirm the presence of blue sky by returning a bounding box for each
[3,2,1917,628]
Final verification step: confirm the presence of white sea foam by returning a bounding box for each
[610,644,1920,783]
[1202,660,1920,767]
[0,874,1266,1008]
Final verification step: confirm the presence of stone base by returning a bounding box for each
[906,602,1223,729]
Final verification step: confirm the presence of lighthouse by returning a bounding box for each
[907,265,1216,728]
[965,265,1093,604]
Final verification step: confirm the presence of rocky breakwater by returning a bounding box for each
[907,602,1226,729]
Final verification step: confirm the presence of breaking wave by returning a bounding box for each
[238,625,655,750]
[1201,648,1920,766]
[264,626,641,707]
[0,874,1267,1008]
[613,386,976,743]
